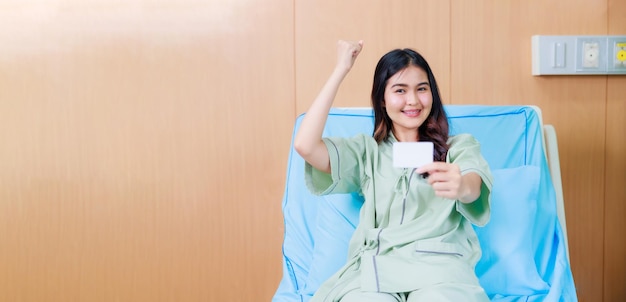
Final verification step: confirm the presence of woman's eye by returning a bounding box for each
[395,89,405,93]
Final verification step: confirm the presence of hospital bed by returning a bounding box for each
[273,105,577,301]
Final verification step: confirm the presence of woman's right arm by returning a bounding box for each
[294,40,363,173]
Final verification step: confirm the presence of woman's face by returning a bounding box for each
[383,65,432,142]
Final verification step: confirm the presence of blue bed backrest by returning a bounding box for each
[274,105,577,302]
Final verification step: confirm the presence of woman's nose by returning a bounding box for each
[406,93,418,105]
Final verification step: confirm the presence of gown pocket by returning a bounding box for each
[414,240,464,257]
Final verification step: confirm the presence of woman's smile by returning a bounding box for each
[402,109,421,117]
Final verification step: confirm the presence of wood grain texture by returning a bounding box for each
[0,0,293,301]
[604,1,626,300]
[604,75,626,302]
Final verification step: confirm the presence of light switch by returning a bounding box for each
[553,42,566,68]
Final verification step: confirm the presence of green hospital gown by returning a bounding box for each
[305,133,493,302]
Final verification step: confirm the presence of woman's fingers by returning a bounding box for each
[418,163,462,198]
[336,40,363,70]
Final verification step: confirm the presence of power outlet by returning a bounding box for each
[617,44,626,65]
[576,37,605,71]
[582,42,600,68]
[618,44,626,65]
[608,37,626,70]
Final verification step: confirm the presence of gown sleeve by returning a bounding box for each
[447,134,493,227]
[304,134,371,196]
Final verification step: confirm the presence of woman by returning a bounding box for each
[294,40,493,302]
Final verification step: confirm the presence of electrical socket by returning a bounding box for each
[608,37,626,70]
[617,44,626,66]
[576,37,605,71]
[582,42,600,68]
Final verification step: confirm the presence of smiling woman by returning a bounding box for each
[294,41,492,302]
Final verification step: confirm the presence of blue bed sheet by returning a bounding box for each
[273,105,577,302]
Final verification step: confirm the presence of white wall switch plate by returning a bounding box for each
[532,35,626,75]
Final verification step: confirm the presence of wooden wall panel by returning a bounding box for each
[604,74,626,302]
[0,0,293,301]
[295,0,451,114]
[605,1,626,300]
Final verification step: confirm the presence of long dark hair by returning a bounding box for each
[371,48,449,161]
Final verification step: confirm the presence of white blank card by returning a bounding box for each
[392,142,434,168]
